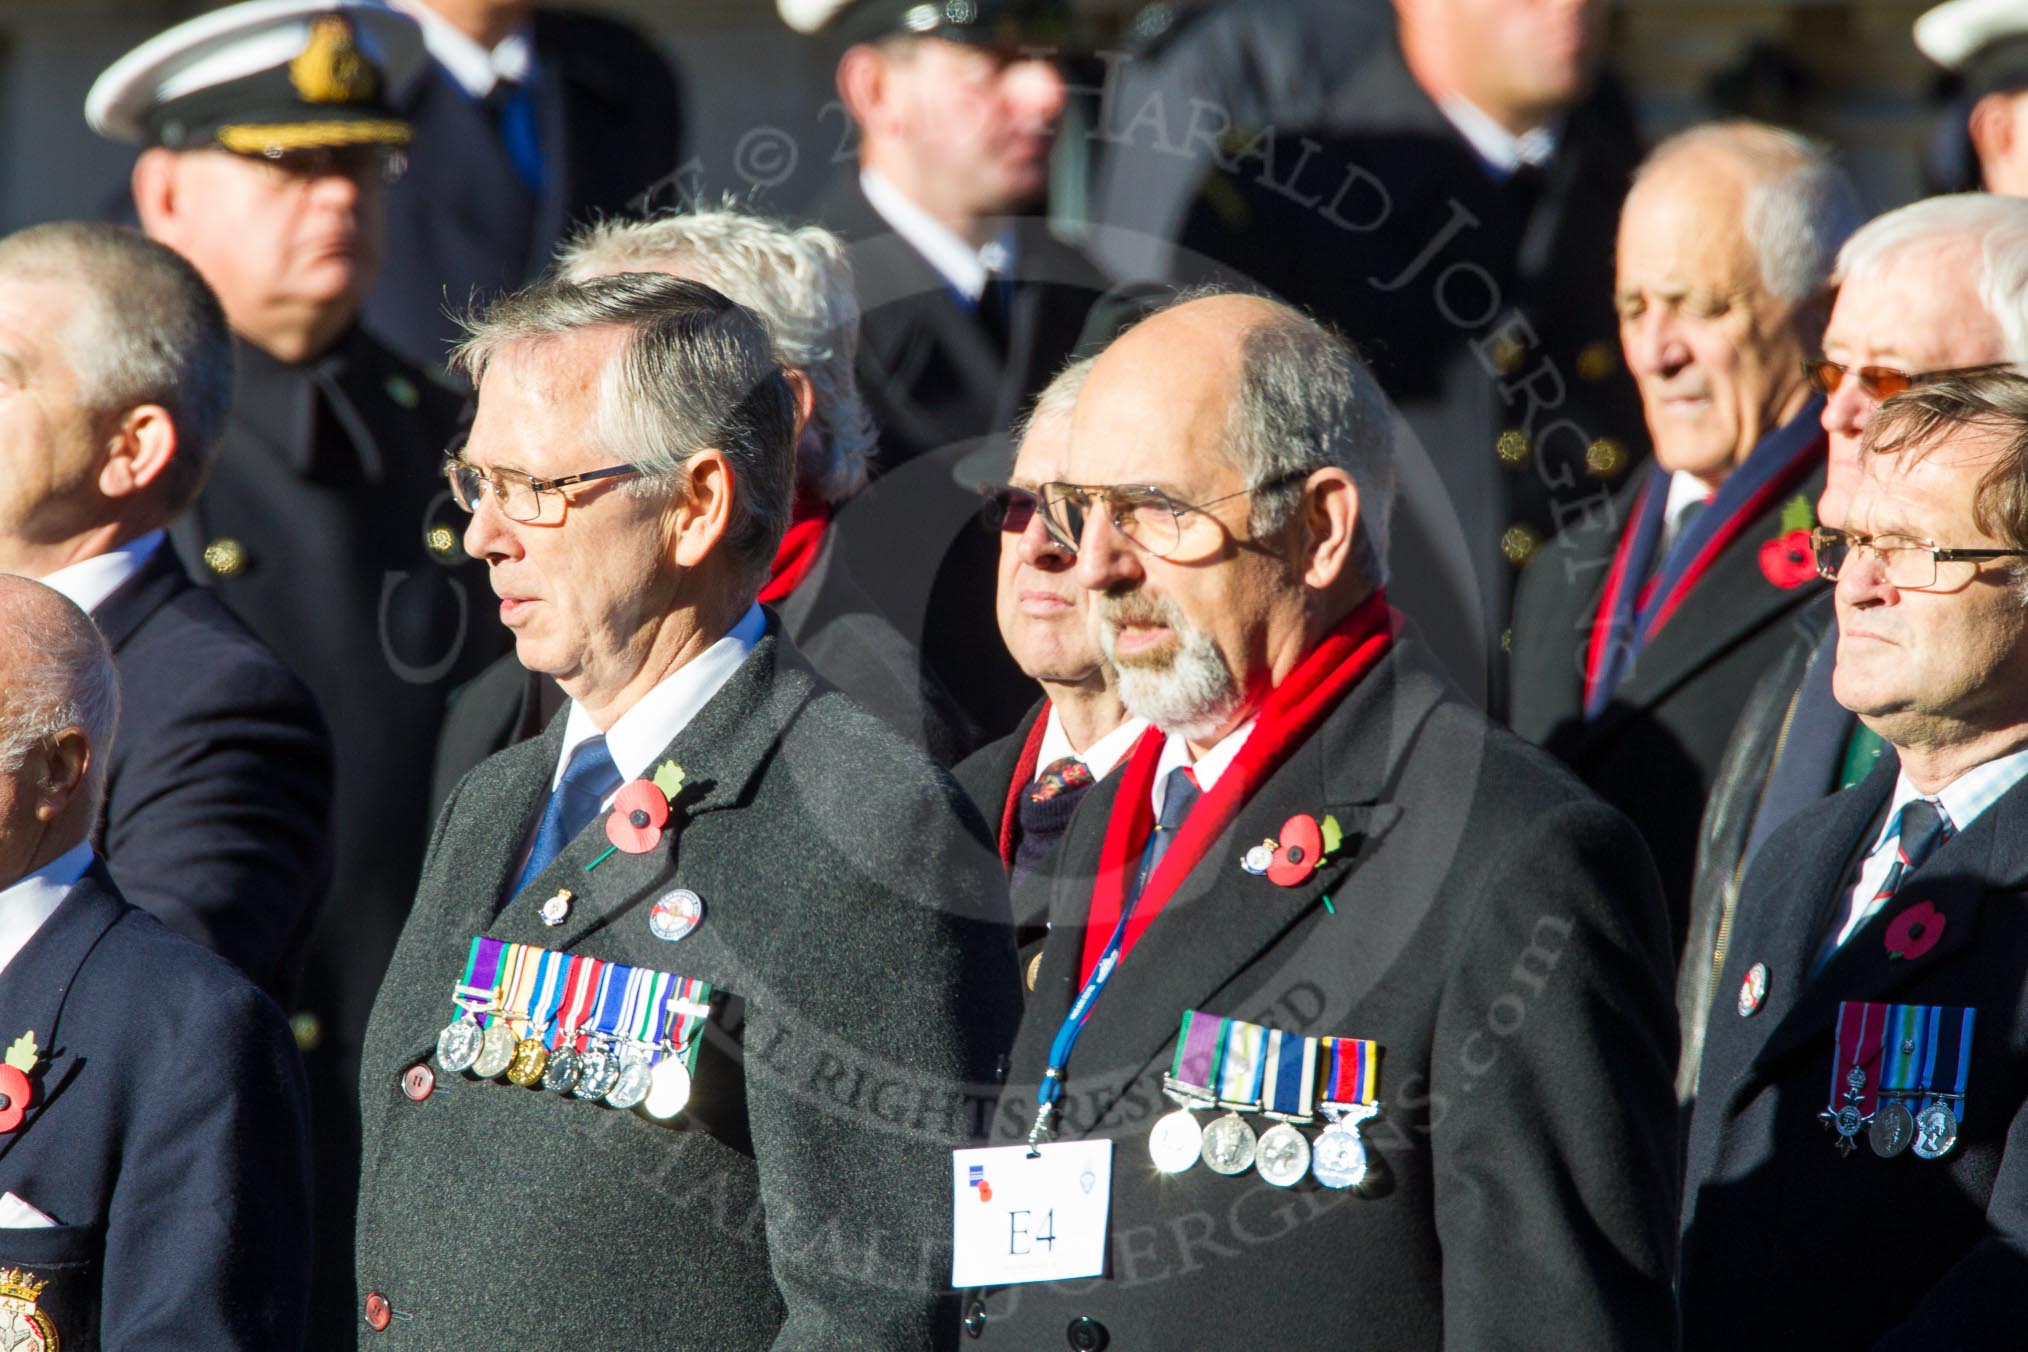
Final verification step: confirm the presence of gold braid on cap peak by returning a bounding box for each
[215,120,412,154]
[290,14,379,104]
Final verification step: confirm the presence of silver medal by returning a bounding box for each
[1149,1109,1204,1173]
[542,1046,584,1095]
[1311,1103,1379,1189]
[1913,1101,1960,1159]
[573,1047,618,1100]
[472,1021,516,1079]
[1869,1099,1915,1158]
[435,1017,482,1074]
[1200,1112,1258,1176]
[605,1056,653,1110]
[642,1057,693,1120]
[1254,1121,1312,1187]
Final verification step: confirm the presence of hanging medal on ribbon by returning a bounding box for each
[507,949,565,1085]
[604,966,660,1110]
[540,954,602,1094]
[644,973,715,1120]
[1199,1018,1267,1176]
[573,961,633,1102]
[1869,1004,1927,1158]
[1149,1011,1224,1173]
[1311,1035,1382,1189]
[1821,1001,1886,1156]
[476,942,532,1078]
[436,936,505,1074]
[1913,1005,1975,1160]
[1254,1028,1320,1187]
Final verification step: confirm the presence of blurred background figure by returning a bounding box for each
[0,220,331,996]
[1914,0,2028,195]
[367,0,684,373]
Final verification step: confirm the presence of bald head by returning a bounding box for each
[0,575,120,885]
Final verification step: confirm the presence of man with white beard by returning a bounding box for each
[954,292,1682,1349]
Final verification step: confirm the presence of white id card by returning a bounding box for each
[951,1140,1112,1288]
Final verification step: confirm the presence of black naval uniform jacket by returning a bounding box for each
[0,862,312,1350]
[1683,755,2028,1348]
[356,621,1022,1349]
[1508,452,1828,955]
[963,635,1681,1350]
[91,541,333,995]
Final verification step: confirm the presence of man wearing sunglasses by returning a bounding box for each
[357,271,1020,1347]
[1678,193,2028,1103]
[1510,123,1859,960]
[957,357,1143,976]
[88,5,506,1336]
[960,292,1678,1349]
[1683,370,2028,1348]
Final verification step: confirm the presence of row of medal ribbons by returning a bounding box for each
[434,936,714,1121]
[1825,1000,1974,1162]
[1148,1009,1383,1190]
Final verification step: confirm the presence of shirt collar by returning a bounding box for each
[38,531,165,615]
[859,168,1015,303]
[1437,94,1561,179]
[1866,743,2028,859]
[0,841,93,978]
[1034,705,1149,783]
[1151,716,1257,818]
[552,605,766,793]
[389,0,533,99]
[1660,472,1713,551]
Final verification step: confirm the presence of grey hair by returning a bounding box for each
[0,576,121,824]
[1834,193,2028,368]
[1634,121,1862,305]
[1221,307,1396,585]
[556,208,873,503]
[1009,353,1093,461]
[0,222,233,519]
[452,273,798,593]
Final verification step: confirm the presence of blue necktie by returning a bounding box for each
[508,736,621,903]
[484,77,544,194]
[1130,767,1201,905]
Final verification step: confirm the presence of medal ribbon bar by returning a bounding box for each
[1260,1028,1317,1123]
[1828,1001,1887,1120]
[1319,1035,1381,1111]
[1922,1005,1975,1118]
[1213,1018,1267,1110]
[1879,1003,1929,1101]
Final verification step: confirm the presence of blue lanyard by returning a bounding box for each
[1029,899,1137,1147]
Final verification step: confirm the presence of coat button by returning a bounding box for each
[963,1297,986,1338]
[1065,1315,1108,1350]
[402,1064,435,1101]
[364,1291,392,1332]
[202,538,249,577]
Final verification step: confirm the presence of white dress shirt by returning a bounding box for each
[1437,95,1560,180]
[1823,745,2028,956]
[859,168,1015,303]
[1033,707,1148,785]
[388,0,532,98]
[1660,472,1715,555]
[0,841,92,977]
[39,530,164,615]
[1151,717,1259,818]
[549,604,767,801]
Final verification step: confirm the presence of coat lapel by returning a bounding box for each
[0,867,125,1169]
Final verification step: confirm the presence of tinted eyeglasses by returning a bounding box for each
[979,484,1042,535]
[1038,472,1308,559]
[1801,357,2014,402]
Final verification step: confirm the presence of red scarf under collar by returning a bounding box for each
[998,707,1053,869]
[1079,590,1399,982]
[757,492,833,605]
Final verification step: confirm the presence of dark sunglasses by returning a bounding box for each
[1801,357,2014,402]
[979,484,1041,535]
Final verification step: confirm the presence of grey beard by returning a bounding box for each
[1099,599,1243,741]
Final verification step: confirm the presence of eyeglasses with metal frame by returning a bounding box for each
[1800,357,2015,402]
[979,484,1041,535]
[442,457,643,525]
[1037,472,1310,558]
[1809,526,2028,590]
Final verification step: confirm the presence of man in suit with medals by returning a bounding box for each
[88,6,508,1337]
[1509,122,1863,955]
[355,271,1021,1347]
[957,292,1679,1348]
[957,356,1143,981]
[1684,370,2028,1347]
[0,577,312,1350]
[0,220,332,996]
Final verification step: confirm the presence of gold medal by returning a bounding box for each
[505,1036,550,1086]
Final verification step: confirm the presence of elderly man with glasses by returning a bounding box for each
[355,270,1020,1347]
[956,291,1679,1350]
[1683,369,2028,1347]
[1676,192,2028,1104]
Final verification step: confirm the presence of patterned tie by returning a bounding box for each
[1130,767,1202,906]
[1872,798,1952,908]
[507,735,622,905]
[1838,723,1889,790]
[1012,758,1096,891]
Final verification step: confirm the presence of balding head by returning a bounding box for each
[1062,292,1391,744]
[0,575,120,887]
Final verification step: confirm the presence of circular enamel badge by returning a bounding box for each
[648,888,705,943]
[1737,962,1770,1018]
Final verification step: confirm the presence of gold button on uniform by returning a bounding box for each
[425,524,459,557]
[1501,524,1542,567]
[1495,429,1530,466]
[1487,331,1527,375]
[1585,438,1628,479]
[203,537,249,577]
[1576,341,1617,382]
